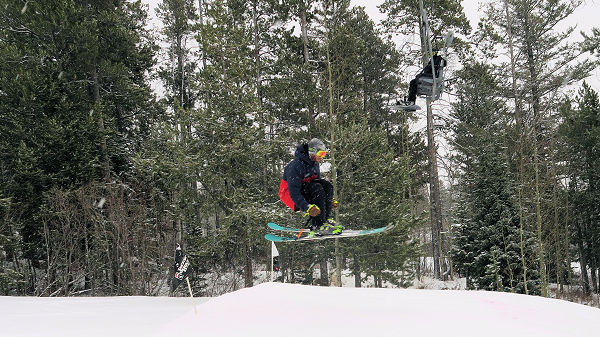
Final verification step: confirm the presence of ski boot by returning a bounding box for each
[311,220,343,236]
[307,219,343,237]
[326,218,344,234]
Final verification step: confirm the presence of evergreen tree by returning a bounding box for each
[0,0,158,295]
[155,0,200,250]
[479,0,596,296]
[582,27,600,59]
[559,83,600,294]
[449,62,540,293]
[182,0,271,291]
[380,0,471,280]
[316,1,421,287]
[335,123,420,287]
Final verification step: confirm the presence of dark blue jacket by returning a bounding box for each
[423,54,446,77]
[279,144,320,212]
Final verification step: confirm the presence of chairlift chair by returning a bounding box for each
[417,0,453,102]
[416,67,444,101]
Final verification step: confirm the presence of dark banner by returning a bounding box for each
[173,244,192,292]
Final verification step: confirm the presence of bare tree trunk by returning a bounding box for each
[91,67,110,182]
[299,2,316,131]
[425,98,442,279]
[590,261,598,294]
[417,5,443,279]
[320,260,329,286]
[244,231,253,288]
[524,20,548,296]
[563,190,572,298]
[199,0,206,70]
[352,254,361,287]
[300,3,310,64]
[551,157,563,297]
[323,35,343,287]
[252,0,261,103]
[575,220,591,295]
[504,0,529,294]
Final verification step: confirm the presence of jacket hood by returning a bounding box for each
[294,144,312,164]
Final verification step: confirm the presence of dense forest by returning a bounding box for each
[1,0,599,301]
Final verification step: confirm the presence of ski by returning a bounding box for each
[265,225,393,242]
[267,222,307,232]
[388,102,421,112]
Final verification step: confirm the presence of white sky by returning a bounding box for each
[352,0,600,33]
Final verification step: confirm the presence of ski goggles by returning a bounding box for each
[314,150,327,158]
[309,147,327,158]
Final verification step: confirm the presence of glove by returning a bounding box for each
[332,199,339,208]
[306,204,321,217]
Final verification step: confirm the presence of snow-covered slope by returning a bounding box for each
[2,283,599,337]
[1,296,207,337]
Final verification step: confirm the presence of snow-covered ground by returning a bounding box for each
[2,282,599,337]
[0,296,208,337]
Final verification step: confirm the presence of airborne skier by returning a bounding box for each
[278,138,342,236]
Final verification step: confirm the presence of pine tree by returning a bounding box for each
[559,83,600,294]
[449,62,540,293]
[479,0,596,296]
[183,0,270,290]
[335,123,420,287]
[155,0,200,250]
[582,27,600,58]
[0,0,158,295]
[315,1,421,287]
[380,0,471,280]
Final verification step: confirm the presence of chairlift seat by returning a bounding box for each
[416,68,444,101]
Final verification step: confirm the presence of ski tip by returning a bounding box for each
[265,233,292,242]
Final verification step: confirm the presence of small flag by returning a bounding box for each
[271,242,280,272]
[173,244,192,291]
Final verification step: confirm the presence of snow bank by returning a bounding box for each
[2,283,599,337]
[158,282,600,337]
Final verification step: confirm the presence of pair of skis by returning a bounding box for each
[264,222,393,242]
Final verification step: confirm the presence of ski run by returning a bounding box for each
[2,282,599,337]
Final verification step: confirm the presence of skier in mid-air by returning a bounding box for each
[278,138,342,236]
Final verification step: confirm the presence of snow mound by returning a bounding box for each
[2,283,599,337]
[160,282,600,337]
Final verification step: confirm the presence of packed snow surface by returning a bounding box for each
[2,282,599,336]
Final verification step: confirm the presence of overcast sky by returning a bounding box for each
[143,0,600,35]
[351,0,600,33]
